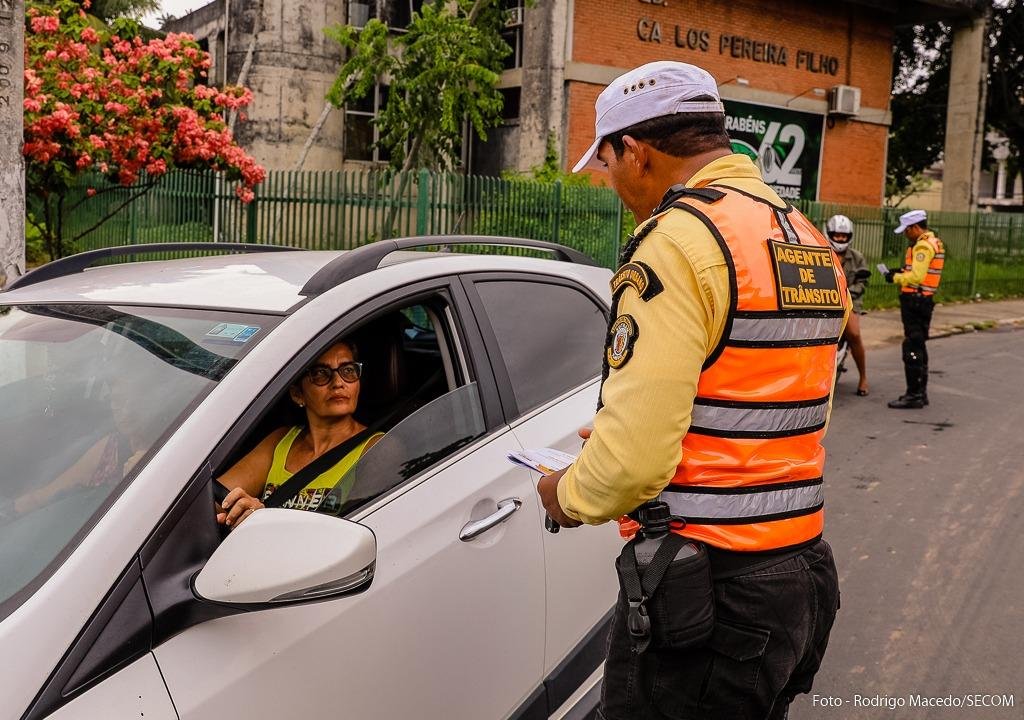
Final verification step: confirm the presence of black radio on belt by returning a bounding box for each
[616,501,714,653]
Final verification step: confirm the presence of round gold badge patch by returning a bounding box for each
[607,315,639,369]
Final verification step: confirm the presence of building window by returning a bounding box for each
[501,1,524,70]
[344,85,391,163]
[349,0,425,29]
[347,0,372,28]
[389,0,426,29]
[500,87,520,121]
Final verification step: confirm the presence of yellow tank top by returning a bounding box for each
[261,426,383,511]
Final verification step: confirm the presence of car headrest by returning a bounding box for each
[349,313,411,424]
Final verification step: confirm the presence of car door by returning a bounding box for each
[464,274,622,695]
[150,283,546,720]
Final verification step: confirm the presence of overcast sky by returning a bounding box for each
[141,0,209,27]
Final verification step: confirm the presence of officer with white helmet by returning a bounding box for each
[826,214,870,395]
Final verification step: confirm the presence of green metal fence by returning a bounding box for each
[60,168,623,270]
[797,200,1024,307]
[51,168,1024,307]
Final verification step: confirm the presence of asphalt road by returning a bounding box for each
[790,326,1024,719]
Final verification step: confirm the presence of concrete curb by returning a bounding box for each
[929,316,1024,341]
[859,299,1024,349]
[860,316,1024,349]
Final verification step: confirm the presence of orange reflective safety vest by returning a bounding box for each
[901,232,944,296]
[653,186,849,552]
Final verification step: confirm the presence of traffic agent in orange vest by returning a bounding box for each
[885,209,944,408]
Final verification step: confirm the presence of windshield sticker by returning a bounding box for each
[233,326,261,343]
[206,323,261,343]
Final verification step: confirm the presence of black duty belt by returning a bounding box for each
[705,538,818,580]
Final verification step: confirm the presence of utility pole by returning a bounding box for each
[0,0,24,288]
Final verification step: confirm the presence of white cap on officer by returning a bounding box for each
[572,61,725,173]
[894,209,927,234]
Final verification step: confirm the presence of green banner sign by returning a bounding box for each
[723,100,824,202]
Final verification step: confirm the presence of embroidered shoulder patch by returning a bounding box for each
[607,315,639,369]
[610,261,664,302]
[915,252,928,263]
[768,239,845,310]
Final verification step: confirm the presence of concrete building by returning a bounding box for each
[168,0,987,208]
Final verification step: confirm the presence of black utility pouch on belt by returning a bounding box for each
[614,504,715,654]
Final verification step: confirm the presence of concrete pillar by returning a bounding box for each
[517,0,569,171]
[993,144,1009,200]
[940,9,990,212]
[0,0,24,287]
[228,0,346,171]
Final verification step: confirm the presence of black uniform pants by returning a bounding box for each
[899,293,934,396]
[598,539,840,720]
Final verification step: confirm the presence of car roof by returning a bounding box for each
[0,250,612,313]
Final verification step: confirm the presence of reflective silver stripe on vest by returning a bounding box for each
[729,316,843,344]
[690,398,829,435]
[658,481,824,521]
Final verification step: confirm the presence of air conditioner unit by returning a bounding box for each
[828,85,861,117]
[505,6,524,27]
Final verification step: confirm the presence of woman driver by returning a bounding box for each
[215,340,383,527]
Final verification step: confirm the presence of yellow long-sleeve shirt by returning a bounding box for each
[558,154,842,525]
[893,231,939,288]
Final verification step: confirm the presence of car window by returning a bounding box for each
[226,295,480,518]
[474,280,606,414]
[0,303,280,621]
[317,383,487,518]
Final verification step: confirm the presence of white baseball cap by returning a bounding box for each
[894,209,927,234]
[572,61,725,173]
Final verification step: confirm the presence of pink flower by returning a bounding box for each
[30,16,59,34]
[145,159,168,176]
[86,188,97,197]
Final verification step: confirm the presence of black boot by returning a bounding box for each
[888,394,926,409]
[893,355,927,408]
[921,364,929,406]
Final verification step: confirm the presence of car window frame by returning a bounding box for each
[459,272,610,423]
[38,277,504,702]
[206,277,505,474]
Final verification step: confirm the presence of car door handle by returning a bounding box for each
[459,498,522,541]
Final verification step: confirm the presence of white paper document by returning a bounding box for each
[507,448,576,475]
[876,262,890,275]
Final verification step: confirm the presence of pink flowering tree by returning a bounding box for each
[24,0,265,258]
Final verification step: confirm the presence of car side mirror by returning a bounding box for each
[193,509,376,605]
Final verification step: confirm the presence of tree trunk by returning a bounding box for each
[0,0,25,287]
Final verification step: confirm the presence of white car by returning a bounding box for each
[0,238,621,720]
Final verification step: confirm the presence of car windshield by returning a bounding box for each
[0,303,279,620]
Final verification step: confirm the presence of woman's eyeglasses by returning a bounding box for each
[305,362,363,386]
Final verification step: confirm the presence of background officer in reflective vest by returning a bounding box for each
[884,209,944,409]
[536,61,845,720]
[826,214,870,396]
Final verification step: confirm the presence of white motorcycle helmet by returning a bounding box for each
[825,214,854,253]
